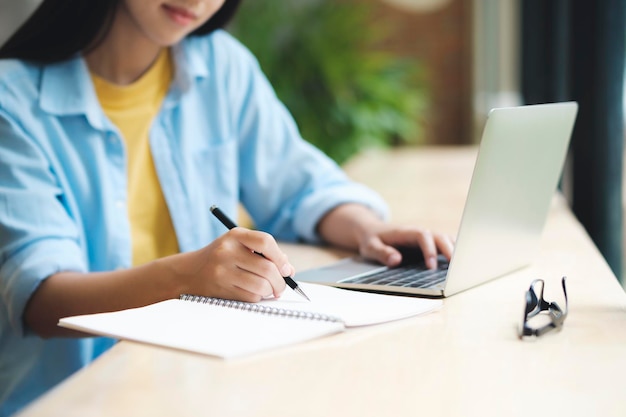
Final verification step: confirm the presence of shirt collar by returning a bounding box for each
[166,38,211,105]
[39,36,212,126]
[40,56,111,130]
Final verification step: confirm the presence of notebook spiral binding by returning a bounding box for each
[179,294,343,324]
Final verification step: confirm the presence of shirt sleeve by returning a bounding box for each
[213,31,390,242]
[0,108,86,336]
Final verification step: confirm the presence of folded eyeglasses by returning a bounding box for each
[518,276,568,339]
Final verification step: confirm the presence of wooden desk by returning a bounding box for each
[18,147,626,417]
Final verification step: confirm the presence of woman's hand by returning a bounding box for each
[317,203,454,269]
[355,225,454,269]
[24,227,294,338]
[161,227,293,302]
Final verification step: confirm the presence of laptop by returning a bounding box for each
[298,102,579,297]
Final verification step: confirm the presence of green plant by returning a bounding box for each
[229,0,428,164]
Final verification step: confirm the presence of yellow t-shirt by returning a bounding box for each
[91,49,179,266]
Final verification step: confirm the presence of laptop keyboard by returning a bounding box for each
[341,257,449,289]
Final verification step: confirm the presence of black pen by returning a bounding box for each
[210,205,311,301]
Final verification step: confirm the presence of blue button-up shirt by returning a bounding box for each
[0,30,388,415]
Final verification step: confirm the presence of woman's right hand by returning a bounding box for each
[24,227,294,337]
[161,227,293,302]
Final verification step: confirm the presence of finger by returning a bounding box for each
[359,235,403,267]
[233,250,288,298]
[232,267,275,300]
[232,228,294,276]
[201,252,275,303]
[380,228,439,269]
[412,230,439,270]
[219,273,273,303]
[377,228,449,269]
[210,250,276,300]
[433,233,455,260]
[230,228,290,297]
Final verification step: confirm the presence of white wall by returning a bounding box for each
[0,0,42,46]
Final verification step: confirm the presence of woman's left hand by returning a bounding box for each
[355,224,454,269]
[317,203,454,270]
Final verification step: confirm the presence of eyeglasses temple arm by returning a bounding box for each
[561,276,568,313]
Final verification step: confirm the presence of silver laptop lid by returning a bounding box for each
[443,102,578,296]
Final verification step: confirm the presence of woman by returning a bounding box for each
[0,0,454,414]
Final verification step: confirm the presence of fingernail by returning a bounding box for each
[388,252,401,265]
[428,256,437,269]
[280,263,293,277]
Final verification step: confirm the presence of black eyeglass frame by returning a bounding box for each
[518,276,568,339]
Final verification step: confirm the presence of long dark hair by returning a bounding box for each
[0,0,241,63]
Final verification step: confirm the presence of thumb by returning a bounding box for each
[359,236,402,267]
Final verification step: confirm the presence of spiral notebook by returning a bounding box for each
[58,282,441,358]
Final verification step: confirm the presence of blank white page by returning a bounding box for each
[258,281,442,327]
[59,299,345,359]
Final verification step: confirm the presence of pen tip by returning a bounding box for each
[296,287,311,302]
